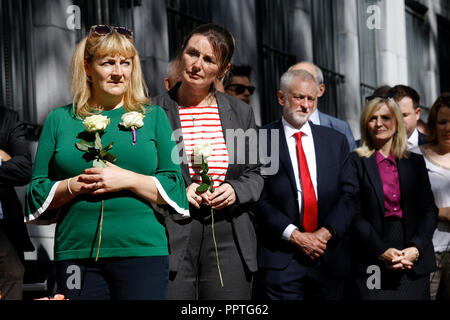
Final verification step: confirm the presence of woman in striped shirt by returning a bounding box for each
[152,23,263,300]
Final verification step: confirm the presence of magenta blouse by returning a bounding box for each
[375,151,403,218]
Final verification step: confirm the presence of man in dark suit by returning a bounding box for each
[0,106,34,299]
[289,62,357,150]
[255,70,358,300]
[388,85,427,149]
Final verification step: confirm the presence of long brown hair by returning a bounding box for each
[427,93,450,145]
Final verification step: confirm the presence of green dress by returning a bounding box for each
[25,104,189,261]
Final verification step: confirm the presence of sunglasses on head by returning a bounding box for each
[89,25,134,40]
[225,84,255,95]
[365,92,394,101]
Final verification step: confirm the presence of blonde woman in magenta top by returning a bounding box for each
[152,24,263,300]
[349,97,438,299]
[25,25,188,300]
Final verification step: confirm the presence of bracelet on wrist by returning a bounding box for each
[67,178,73,195]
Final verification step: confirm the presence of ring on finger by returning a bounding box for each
[95,182,98,188]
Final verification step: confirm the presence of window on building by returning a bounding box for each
[405,1,429,107]
[311,0,345,118]
[0,0,38,138]
[256,0,296,125]
[73,0,138,42]
[166,0,212,60]
[438,15,450,93]
[357,0,379,107]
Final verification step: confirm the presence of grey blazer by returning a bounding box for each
[318,111,357,151]
[152,84,263,273]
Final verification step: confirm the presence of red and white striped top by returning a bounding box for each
[178,105,229,189]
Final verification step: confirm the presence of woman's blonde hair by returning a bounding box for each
[356,97,409,159]
[69,29,150,118]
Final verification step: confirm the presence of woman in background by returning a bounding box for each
[411,93,450,300]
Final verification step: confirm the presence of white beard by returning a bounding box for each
[283,100,311,128]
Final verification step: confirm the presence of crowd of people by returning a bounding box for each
[0,23,448,301]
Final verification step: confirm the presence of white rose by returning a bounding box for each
[193,141,214,159]
[83,114,110,132]
[120,111,145,129]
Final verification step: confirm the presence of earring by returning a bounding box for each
[86,75,92,83]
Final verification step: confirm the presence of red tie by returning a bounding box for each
[294,132,318,232]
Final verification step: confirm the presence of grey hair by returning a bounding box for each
[288,61,324,90]
[280,69,316,93]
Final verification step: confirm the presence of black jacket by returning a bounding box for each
[0,106,34,255]
[349,151,438,276]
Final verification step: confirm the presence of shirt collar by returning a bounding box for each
[309,109,320,125]
[408,128,419,148]
[282,116,313,140]
[375,150,396,165]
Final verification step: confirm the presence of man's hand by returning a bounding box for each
[0,149,12,161]
[313,227,332,243]
[289,229,327,260]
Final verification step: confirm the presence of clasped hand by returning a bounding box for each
[380,247,419,270]
[289,228,332,260]
[186,182,236,210]
[76,161,134,195]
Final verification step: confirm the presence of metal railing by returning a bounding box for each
[166,0,211,59]
[0,0,37,127]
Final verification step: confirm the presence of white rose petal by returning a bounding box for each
[120,111,145,129]
[193,141,214,159]
[83,114,110,132]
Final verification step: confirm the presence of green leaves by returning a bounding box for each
[196,155,214,194]
[76,131,116,166]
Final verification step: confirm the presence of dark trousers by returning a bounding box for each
[256,254,344,300]
[168,217,253,300]
[0,227,24,300]
[56,256,169,300]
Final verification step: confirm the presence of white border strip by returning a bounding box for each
[150,176,190,220]
[24,181,61,223]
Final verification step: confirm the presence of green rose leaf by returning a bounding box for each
[196,183,210,194]
[103,152,117,163]
[94,132,102,150]
[103,141,114,152]
[75,139,95,152]
[93,159,107,168]
[201,173,211,185]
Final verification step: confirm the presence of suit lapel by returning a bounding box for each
[216,93,238,181]
[362,154,385,214]
[276,121,298,195]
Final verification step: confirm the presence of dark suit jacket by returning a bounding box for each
[0,106,34,255]
[349,151,438,276]
[418,131,427,146]
[151,85,263,273]
[255,120,358,277]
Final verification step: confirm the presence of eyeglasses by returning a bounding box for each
[89,25,134,40]
[225,84,255,95]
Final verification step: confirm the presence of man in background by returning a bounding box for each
[388,85,427,148]
[289,62,357,150]
[0,106,34,299]
[224,64,255,104]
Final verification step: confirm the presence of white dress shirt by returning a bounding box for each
[281,117,317,240]
[407,128,419,150]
